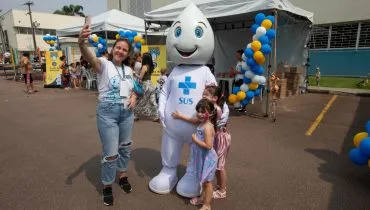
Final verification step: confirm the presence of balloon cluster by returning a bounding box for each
[228,13,276,108]
[43,34,58,51]
[4,52,11,58]
[115,29,145,53]
[88,34,108,57]
[348,121,370,166]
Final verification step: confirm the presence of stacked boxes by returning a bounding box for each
[272,64,304,98]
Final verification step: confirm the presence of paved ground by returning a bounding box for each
[308,86,370,96]
[0,79,369,210]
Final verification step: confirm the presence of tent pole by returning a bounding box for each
[265,9,278,118]
[105,31,108,40]
[144,20,148,44]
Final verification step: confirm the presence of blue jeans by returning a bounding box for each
[96,103,134,185]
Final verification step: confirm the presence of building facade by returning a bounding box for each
[0,9,83,55]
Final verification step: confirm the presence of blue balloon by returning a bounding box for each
[366,121,370,133]
[266,29,276,40]
[125,31,132,37]
[246,91,254,100]
[135,42,142,48]
[98,37,104,43]
[252,65,265,75]
[240,69,246,75]
[243,77,252,84]
[244,48,254,58]
[247,58,257,68]
[232,87,240,94]
[254,90,261,96]
[241,98,250,106]
[43,37,47,41]
[92,42,99,47]
[266,15,275,24]
[255,13,266,25]
[132,31,138,37]
[259,35,270,45]
[119,31,125,37]
[251,24,259,34]
[349,148,368,166]
[261,44,272,55]
[359,138,370,157]
[128,37,134,43]
[52,36,57,41]
[88,38,94,44]
[101,39,107,45]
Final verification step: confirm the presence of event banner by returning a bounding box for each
[141,45,167,86]
[44,51,63,88]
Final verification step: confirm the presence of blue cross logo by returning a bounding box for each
[178,76,196,95]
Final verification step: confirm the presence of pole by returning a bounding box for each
[144,20,148,44]
[24,1,37,60]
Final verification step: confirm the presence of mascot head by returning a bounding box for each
[166,3,214,65]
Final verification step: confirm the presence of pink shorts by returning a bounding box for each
[214,128,231,170]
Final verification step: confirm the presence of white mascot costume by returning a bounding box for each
[149,3,217,197]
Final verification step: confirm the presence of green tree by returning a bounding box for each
[53,4,85,17]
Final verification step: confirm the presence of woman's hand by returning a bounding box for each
[78,24,91,45]
[128,92,137,109]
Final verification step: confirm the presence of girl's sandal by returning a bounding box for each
[190,197,204,206]
[213,190,227,199]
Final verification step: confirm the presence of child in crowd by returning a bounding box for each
[155,68,168,104]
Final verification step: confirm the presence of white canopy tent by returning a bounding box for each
[144,0,314,78]
[57,9,149,38]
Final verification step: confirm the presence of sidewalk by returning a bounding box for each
[308,86,370,96]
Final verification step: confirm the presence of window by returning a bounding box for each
[359,22,370,48]
[35,28,42,35]
[18,27,28,34]
[330,23,358,48]
[308,26,329,49]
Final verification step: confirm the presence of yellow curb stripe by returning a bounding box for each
[305,95,338,136]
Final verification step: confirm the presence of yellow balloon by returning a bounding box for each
[115,34,120,40]
[256,56,266,64]
[134,35,142,43]
[140,39,145,45]
[251,41,262,51]
[249,82,259,90]
[262,19,273,29]
[354,132,368,147]
[237,91,246,101]
[92,36,99,42]
[253,51,264,61]
[49,40,55,45]
[228,94,238,104]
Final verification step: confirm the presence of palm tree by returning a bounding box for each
[54,4,85,17]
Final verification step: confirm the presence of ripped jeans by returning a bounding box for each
[96,102,134,185]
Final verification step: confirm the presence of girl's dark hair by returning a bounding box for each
[204,85,225,111]
[129,52,141,69]
[60,55,66,61]
[196,98,217,130]
[142,52,154,75]
[108,39,131,66]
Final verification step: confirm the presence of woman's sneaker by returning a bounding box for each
[119,177,132,193]
[102,187,113,206]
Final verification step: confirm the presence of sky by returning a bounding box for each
[1,0,107,16]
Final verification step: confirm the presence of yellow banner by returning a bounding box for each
[45,51,63,87]
[141,45,167,86]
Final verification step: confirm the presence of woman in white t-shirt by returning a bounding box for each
[79,24,137,206]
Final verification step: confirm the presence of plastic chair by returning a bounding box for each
[82,69,97,89]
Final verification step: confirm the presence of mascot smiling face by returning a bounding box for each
[166,3,214,65]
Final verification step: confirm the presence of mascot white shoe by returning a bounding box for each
[149,3,216,197]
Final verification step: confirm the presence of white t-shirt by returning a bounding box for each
[97,57,134,106]
[235,60,245,81]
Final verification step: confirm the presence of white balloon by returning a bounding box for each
[242,53,247,62]
[46,33,50,36]
[252,34,258,41]
[256,27,267,37]
[240,84,249,92]
[245,70,255,79]
[234,102,241,108]
[88,35,93,40]
[98,43,103,49]
[133,47,140,53]
[259,76,266,85]
[247,43,252,48]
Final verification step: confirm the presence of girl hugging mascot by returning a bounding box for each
[149,3,218,197]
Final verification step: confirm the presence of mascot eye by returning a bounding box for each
[194,26,204,38]
[174,26,182,38]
